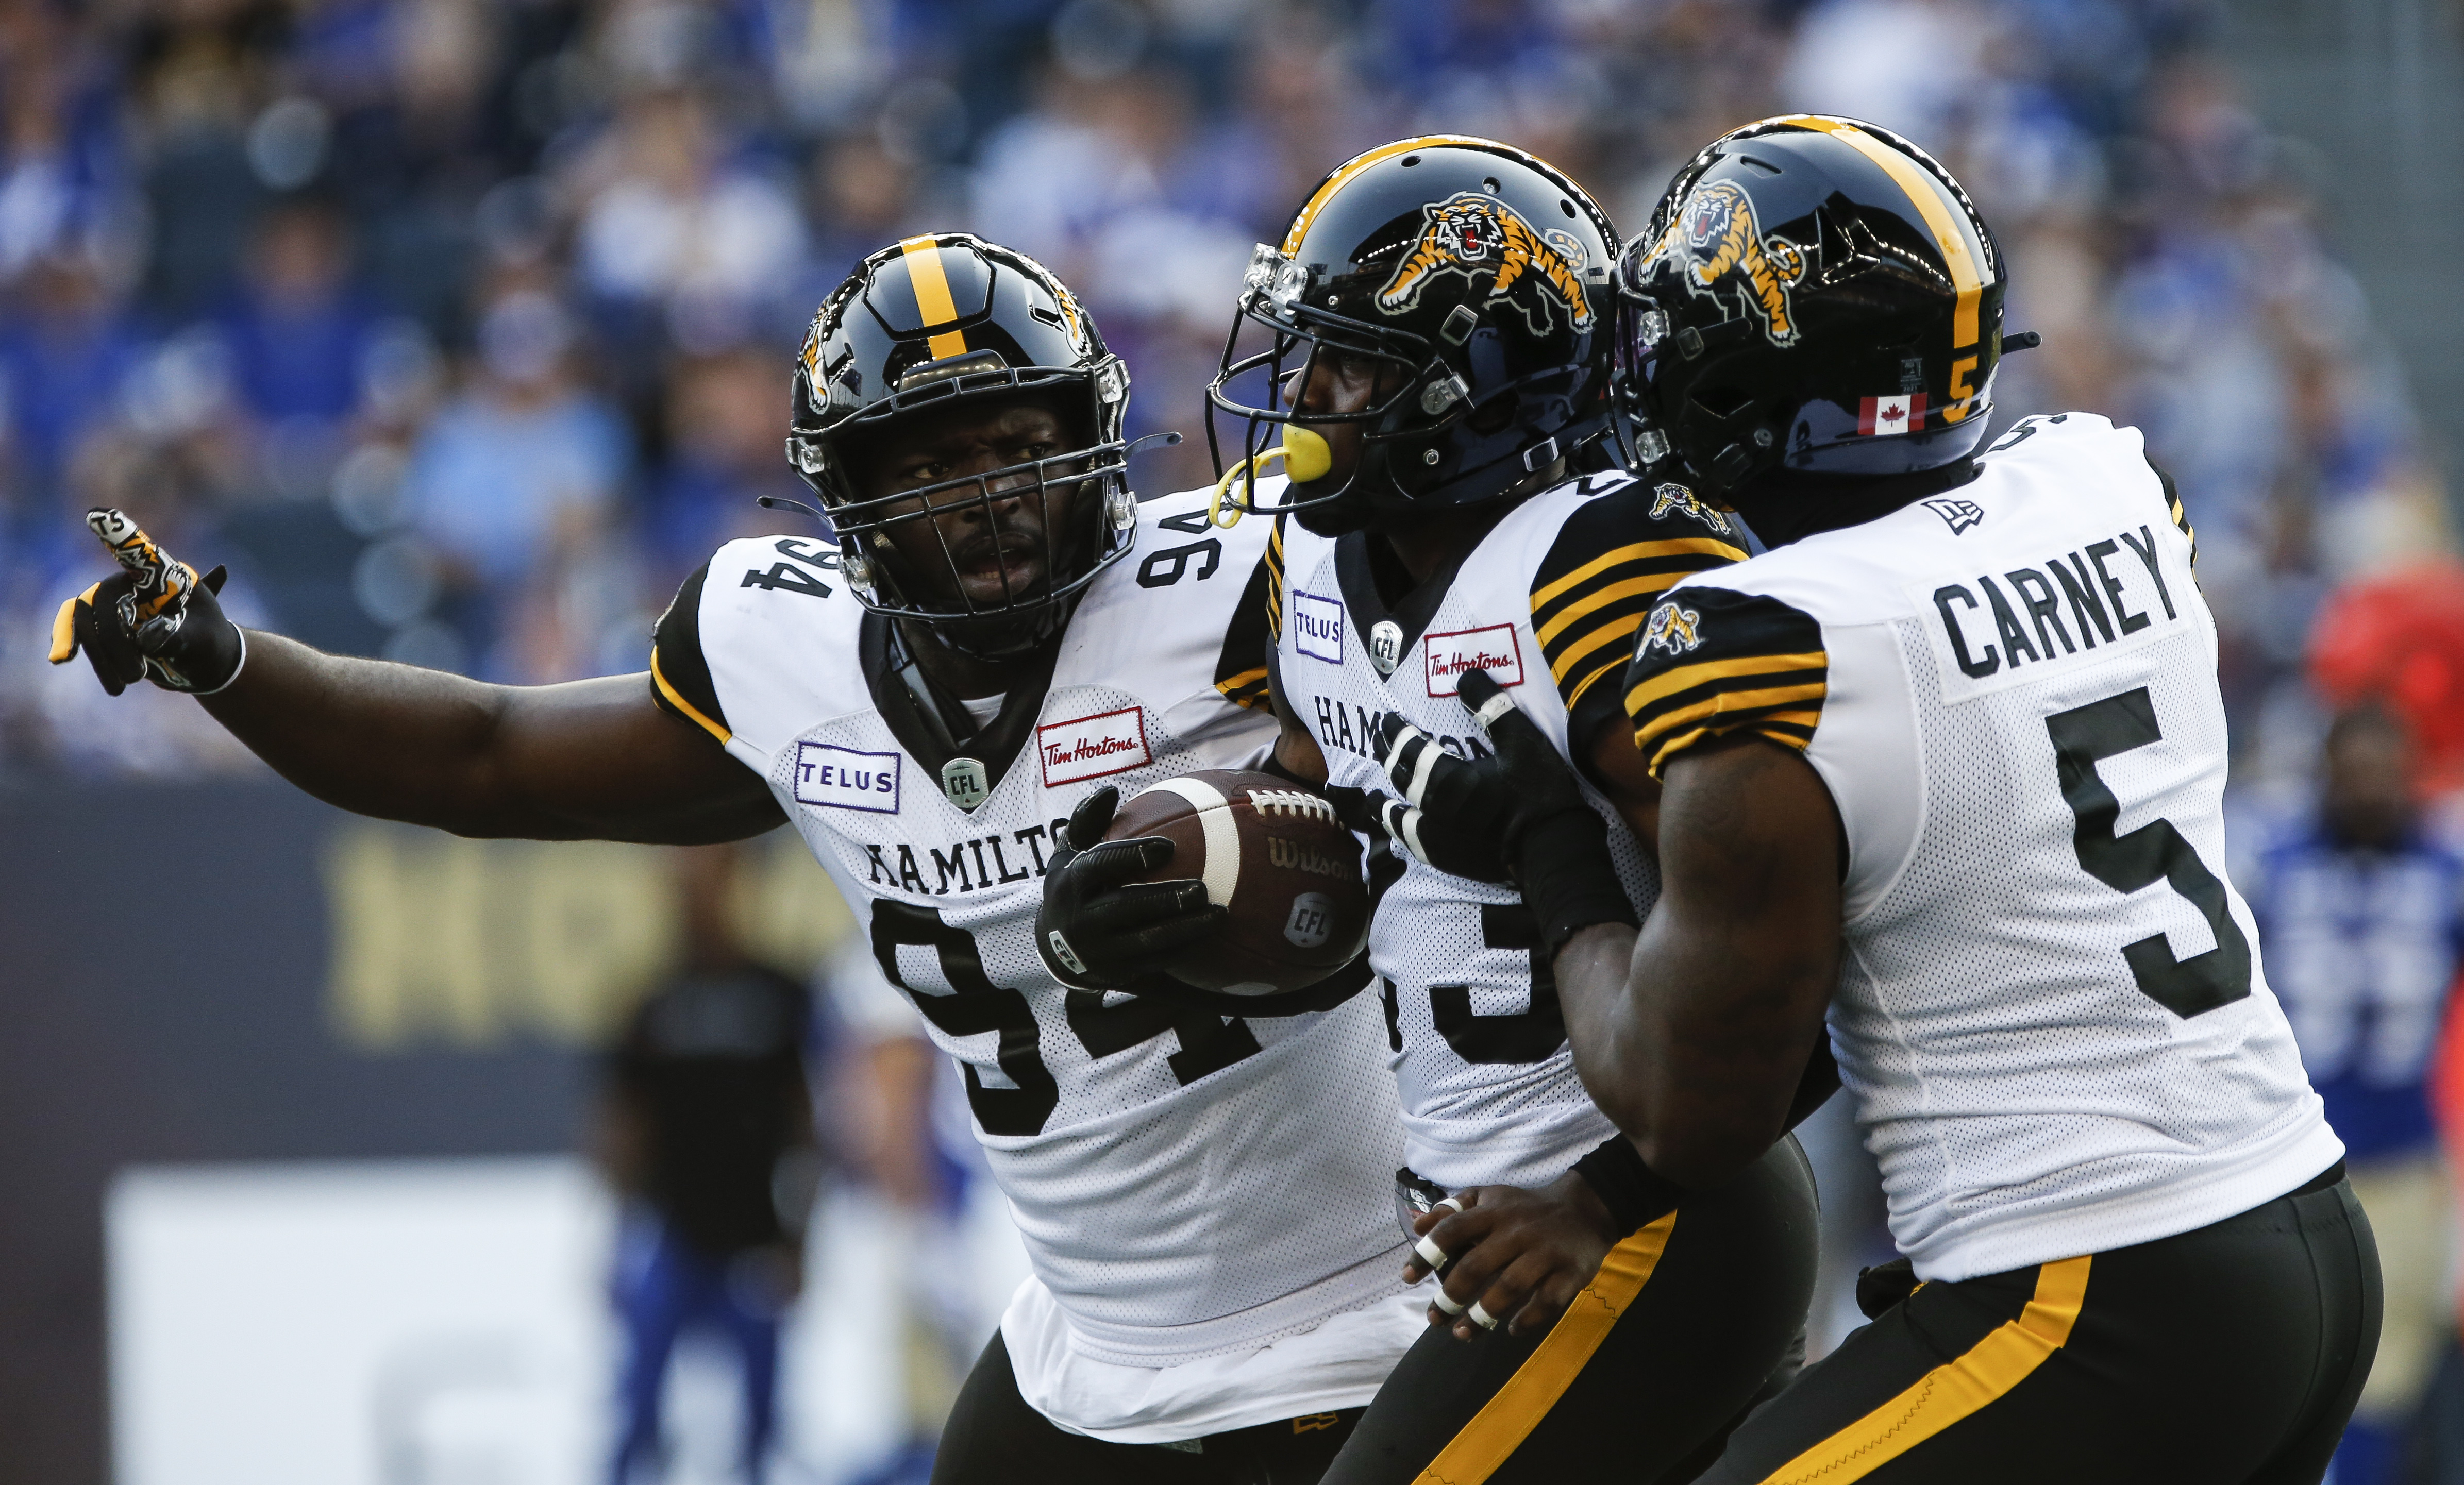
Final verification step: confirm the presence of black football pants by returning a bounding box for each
[929,1331,1366,1485]
[1697,1164,2381,1485]
[1321,1135,1822,1485]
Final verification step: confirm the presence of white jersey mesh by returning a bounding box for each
[689,490,1411,1371]
[1276,479,1680,1191]
[1672,414,2341,1281]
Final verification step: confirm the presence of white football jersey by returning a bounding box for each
[1625,413,2342,1282]
[1270,469,1750,1192]
[650,490,1409,1380]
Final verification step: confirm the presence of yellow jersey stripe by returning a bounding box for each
[1565,653,1628,713]
[1634,681,1829,752]
[1751,1256,2090,1485]
[1625,650,1828,715]
[652,648,732,745]
[1775,116,1984,352]
[1281,135,1501,256]
[1641,718,1814,775]
[1548,610,1649,685]
[1415,1216,1679,1485]
[1536,573,1689,650]
[1530,537,1747,611]
[898,236,970,361]
[1216,667,1268,703]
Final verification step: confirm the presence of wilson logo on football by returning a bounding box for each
[1641,601,1704,656]
[1654,179,1807,347]
[1377,192,1595,334]
[1036,706,1152,786]
[1422,622,1525,697]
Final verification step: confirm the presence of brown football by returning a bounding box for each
[1102,769,1370,995]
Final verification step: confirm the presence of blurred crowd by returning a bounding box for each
[12,0,2464,1478]
[0,0,2443,782]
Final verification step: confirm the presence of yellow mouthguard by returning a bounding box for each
[1207,427,1333,529]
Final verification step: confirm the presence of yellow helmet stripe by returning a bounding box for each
[898,235,970,360]
[1774,115,1985,350]
[1280,135,1503,257]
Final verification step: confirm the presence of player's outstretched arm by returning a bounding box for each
[1558,735,1842,1187]
[200,632,783,842]
[50,507,781,842]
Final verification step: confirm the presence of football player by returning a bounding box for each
[51,235,1427,1484]
[1407,117,2381,1483]
[1208,137,1820,1484]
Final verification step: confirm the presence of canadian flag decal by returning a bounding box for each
[1859,393,1927,436]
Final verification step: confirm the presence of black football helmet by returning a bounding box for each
[1613,115,2024,499]
[785,233,1144,658]
[1205,137,1619,533]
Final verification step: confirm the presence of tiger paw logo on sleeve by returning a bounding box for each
[1655,179,1807,347]
[1376,192,1595,334]
[1649,482,1732,534]
[1640,600,1704,656]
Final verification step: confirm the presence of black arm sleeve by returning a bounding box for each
[649,562,732,745]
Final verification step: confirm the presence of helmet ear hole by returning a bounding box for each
[1467,395,1518,436]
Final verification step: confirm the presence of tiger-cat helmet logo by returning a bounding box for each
[1653,179,1808,348]
[1376,191,1596,335]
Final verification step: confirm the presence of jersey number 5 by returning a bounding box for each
[2046,687,2252,1017]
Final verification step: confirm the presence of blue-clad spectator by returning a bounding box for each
[218,199,382,429]
[2249,703,2462,1485]
[396,283,631,676]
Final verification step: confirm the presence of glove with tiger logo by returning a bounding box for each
[48,508,246,696]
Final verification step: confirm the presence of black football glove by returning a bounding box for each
[48,508,245,696]
[1034,786,1227,990]
[1367,712,1518,882]
[1448,670,1640,956]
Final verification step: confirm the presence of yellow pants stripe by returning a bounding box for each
[1755,1255,2092,1485]
[1415,1212,1679,1485]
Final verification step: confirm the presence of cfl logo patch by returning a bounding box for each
[1640,601,1703,657]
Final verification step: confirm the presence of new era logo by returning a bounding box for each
[1923,498,1985,534]
[1037,706,1151,786]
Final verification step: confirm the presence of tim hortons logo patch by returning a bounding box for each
[1376,192,1595,335]
[1036,706,1152,786]
[1293,589,1346,663]
[794,742,901,813]
[1640,601,1703,656]
[1423,622,1526,697]
[1652,179,1807,347]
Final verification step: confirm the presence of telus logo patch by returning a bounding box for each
[795,742,901,813]
[1293,590,1346,663]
